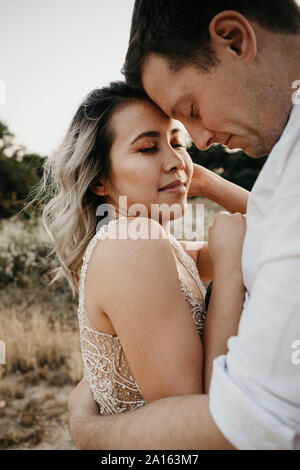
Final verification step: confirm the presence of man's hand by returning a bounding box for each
[68,378,99,448]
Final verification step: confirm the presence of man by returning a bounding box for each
[68,0,300,449]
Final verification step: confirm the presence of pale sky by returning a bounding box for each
[1,0,300,156]
[0,0,135,155]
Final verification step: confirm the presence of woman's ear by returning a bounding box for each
[89,178,108,197]
[209,10,257,64]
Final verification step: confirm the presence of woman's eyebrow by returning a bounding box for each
[130,128,181,145]
[130,131,159,145]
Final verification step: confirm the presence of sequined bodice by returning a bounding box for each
[77,217,207,416]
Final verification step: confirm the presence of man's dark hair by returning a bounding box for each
[122,0,300,89]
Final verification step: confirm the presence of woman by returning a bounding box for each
[43,81,248,415]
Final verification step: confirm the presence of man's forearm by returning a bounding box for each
[70,394,235,450]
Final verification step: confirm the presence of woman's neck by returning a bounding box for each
[109,207,171,232]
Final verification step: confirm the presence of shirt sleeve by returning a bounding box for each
[208,138,300,450]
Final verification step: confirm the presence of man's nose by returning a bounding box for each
[185,123,215,151]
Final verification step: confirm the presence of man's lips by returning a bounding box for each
[224,135,232,146]
[208,135,232,147]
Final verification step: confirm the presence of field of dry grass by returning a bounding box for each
[0,277,81,449]
[0,197,222,450]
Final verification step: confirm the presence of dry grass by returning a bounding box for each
[0,218,82,449]
[0,373,75,449]
[0,309,82,382]
[0,427,45,448]
[0,216,82,383]
[0,285,81,449]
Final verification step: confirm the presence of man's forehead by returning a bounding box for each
[142,54,186,117]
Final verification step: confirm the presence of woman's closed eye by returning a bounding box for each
[138,146,158,154]
[138,143,185,154]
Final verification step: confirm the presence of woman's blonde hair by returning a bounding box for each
[39,81,149,294]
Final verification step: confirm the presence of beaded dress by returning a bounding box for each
[77,217,207,415]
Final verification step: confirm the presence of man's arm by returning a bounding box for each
[68,379,235,450]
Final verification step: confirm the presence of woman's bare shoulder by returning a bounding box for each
[87,217,174,294]
[93,216,169,255]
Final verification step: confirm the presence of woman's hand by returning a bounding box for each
[208,212,247,275]
[187,163,209,198]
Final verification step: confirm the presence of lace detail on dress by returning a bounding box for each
[77,217,207,416]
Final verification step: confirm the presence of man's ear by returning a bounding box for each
[209,10,257,64]
[89,178,108,197]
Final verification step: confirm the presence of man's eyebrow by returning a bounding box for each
[130,128,181,145]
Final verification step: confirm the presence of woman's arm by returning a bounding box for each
[188,164,249,214]
[88,217,203,403]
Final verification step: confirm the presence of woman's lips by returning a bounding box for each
[159,184,187,194]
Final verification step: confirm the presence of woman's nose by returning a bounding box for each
[163,146,186,172]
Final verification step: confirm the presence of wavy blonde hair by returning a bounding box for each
[39,81,149,295]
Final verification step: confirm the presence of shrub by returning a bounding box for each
[0,218,54,287]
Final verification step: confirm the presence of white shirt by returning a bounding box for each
[209,102,300,450]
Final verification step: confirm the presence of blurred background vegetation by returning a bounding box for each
[0,121,80,449]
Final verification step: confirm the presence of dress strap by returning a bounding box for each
[168,234,206,300]
[78,216,127,320]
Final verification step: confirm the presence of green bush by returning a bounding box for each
[0,121,45,219]
[0,218,54,287]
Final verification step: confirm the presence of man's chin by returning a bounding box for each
[237,142,268,159]
[243,148,266,159]
[227,135,270,158]
[248,147,269,159]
